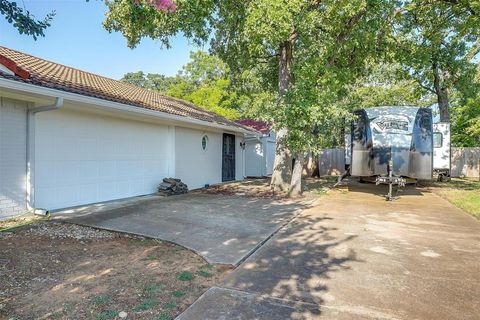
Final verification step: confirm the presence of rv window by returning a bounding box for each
[433,132,443,148]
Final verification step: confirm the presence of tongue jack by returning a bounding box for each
[376,159,406,201]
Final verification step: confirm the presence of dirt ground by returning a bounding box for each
[198,177,334,198]
[0,222,230,320]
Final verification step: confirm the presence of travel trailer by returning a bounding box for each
[349,106,434,200]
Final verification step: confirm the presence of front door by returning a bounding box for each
[222,133,236,181]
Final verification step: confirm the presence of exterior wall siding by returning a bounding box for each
[0,97,28,218]
[174,127,223,189]
[174,128,245,189]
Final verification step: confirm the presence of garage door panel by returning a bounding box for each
[79,184,98,203]
[35,109,169,210]
[77,161,99,181]
[54,160,78,183]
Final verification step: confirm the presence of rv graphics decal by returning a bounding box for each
[371,116,410,133]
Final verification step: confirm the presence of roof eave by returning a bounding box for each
[0,77,254,134]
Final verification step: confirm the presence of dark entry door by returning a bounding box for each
[222,133,236,181]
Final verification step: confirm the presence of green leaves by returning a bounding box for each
[452,96,480,147]
[0,0,55,40]
[392,0,480,121]
[121,51,241,119]
[104,0,215,48]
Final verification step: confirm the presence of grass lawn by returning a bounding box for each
[425,178,480,219]
[0,222,230,319]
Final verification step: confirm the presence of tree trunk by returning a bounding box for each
[290,153,304,197]
[432,62,450,122]
[271,39,294,192]
[271,128,292,192]
[302,152,316,177]
[340,117,346,148]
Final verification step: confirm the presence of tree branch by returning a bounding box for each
[437,0,477,16]
[326,9,367,67]
[415,78,436,94]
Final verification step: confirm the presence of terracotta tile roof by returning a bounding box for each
[0,46,250,131]
[236,119,271,134]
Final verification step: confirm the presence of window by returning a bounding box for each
[433,132,443,148]
[201,135,209,151]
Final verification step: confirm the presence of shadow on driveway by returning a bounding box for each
[54,192,312,266]
[178,183,480,319]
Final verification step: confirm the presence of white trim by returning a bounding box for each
[0,78,252,134]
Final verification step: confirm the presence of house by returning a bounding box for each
[236,119,276,177]
[0,46,254,218]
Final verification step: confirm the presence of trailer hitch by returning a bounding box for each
[376,160,406,201]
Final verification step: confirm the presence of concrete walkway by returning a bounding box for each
[178,183,480,319]
[55,192,310,266]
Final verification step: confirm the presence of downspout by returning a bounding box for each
[27,97,64,215]
[29,97,63,114]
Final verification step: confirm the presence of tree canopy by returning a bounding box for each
[393,0,480,122]
[0,0,54,39]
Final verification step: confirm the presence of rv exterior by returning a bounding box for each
[350,106,434,181]
[433,122,451,181]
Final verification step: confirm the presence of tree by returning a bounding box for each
[451,97,480,146]
[394,0,480,122]
[0,0,55,40]
[104,0,395,195]
[121,71,179,92]
[121,51,241,120]
[121,71,150,88]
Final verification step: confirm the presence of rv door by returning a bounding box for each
[433,123,451,175]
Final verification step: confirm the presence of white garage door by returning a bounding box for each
[244,141,263,177]
[265,139,275,176]
[34,109,169,210]
[0,97,27,218]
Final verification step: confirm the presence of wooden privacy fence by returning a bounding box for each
[451,147,480,178]
[318,147,480,178]
[318,148,346,176]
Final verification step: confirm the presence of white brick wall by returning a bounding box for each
[0,97,28,218]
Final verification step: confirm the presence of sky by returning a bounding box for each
[0,0,202,80]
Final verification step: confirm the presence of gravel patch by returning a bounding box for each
[0,232,14,240]
[21,221,116,240]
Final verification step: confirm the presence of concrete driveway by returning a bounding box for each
[178,182,480,319]
[55,191,310,266]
